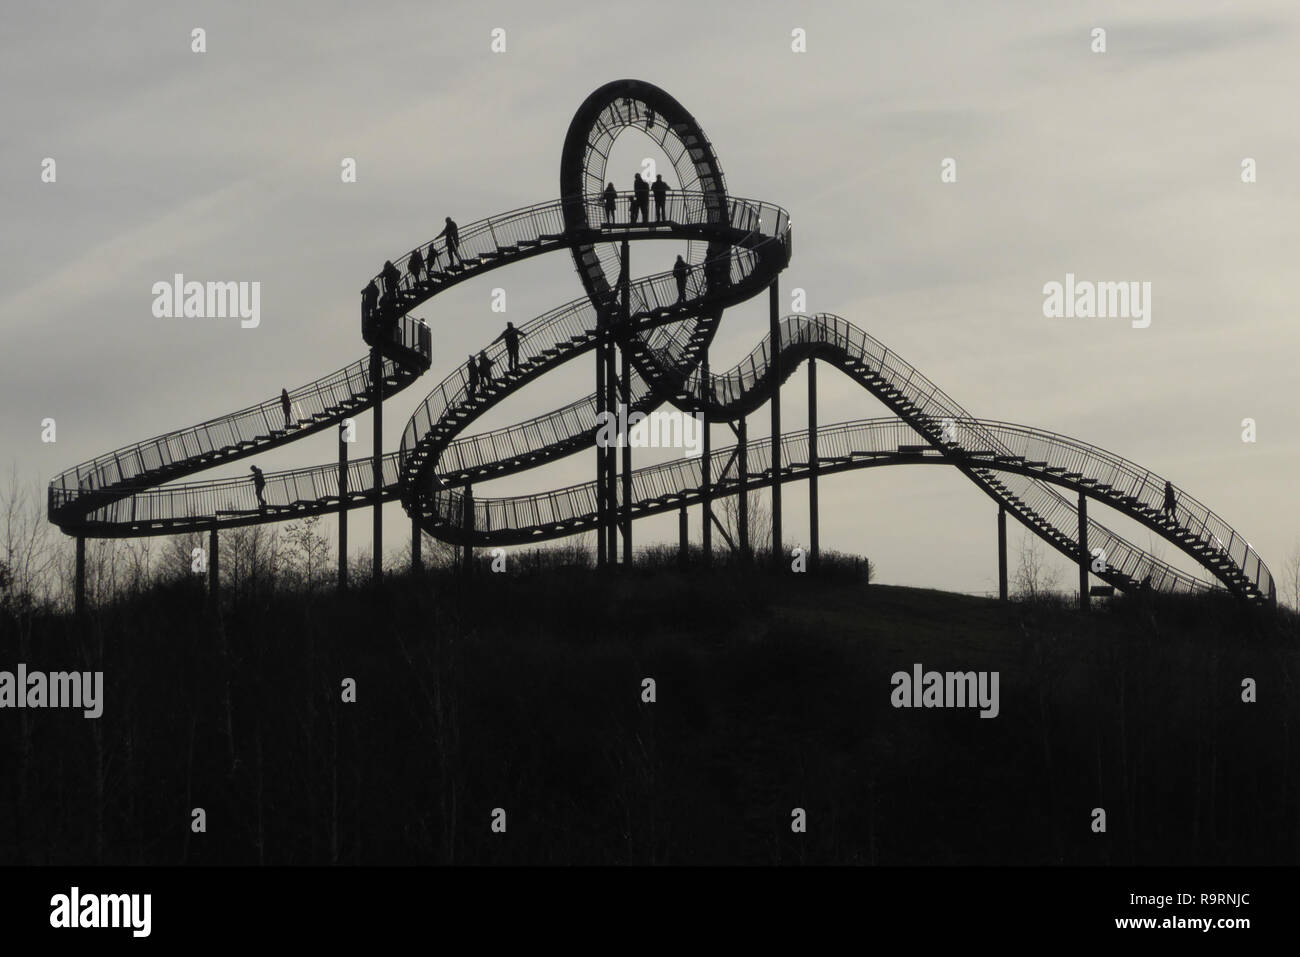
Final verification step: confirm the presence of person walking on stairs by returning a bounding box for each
[250,465,267,512]
[280,388,292,429]
[466,355,479,399]
[381,259,401,298]
[491,321,527,372]
[436,217,462,266]
[673,254,689,303]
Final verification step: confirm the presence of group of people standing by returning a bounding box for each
[602,174,672,225]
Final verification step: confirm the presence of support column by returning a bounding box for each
[595,317,607,568]
[605,336,617,564]
[701,350,712,568]
[208,526,219,600]
[75,535,85,617]
[338,422,348,591]
[997,505,1008,602]
[737,417,749,562]
[621,345,632,566]
[678,502,688,567]
[462,485,475,575]
[1078,492,1090,612]
[411,514,422,574]
[808,357,819,572]
[370,348,383,582]
[769,280,782,565]
[608,241,626,565]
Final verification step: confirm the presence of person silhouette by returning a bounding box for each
[280,388,292,429]
[673,255,689,303]
[651,174,669,222]
[477,350,494,387]
[408,246,425,284]
[362,279,379,323]
[250,465,267,511]
[633,172,650,223]
[645,107,655,130]
[379,261,401,315]
[437,217,462,266]
[629,174,643,224]
[381,259,401,296]
[1162,480,1178,524]
[603,182,617,225]
[491,321,527,372]
[466,355,480,399]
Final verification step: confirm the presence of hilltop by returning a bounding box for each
[1,565,1295,865]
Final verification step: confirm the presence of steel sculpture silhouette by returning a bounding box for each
[48,80,1276,610]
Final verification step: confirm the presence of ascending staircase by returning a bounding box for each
[47,345,425,530]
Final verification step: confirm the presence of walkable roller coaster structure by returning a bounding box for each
[47,80,1275,610]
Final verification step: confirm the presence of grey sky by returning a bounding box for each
[4,0,1298,595]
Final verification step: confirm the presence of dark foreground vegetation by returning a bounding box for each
[1,553,1297,865]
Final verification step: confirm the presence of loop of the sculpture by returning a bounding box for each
[559,79,731,321]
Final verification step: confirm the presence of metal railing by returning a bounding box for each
[408,309,1266,600]
[49,354,406,516]
[70,452,405,531]
[398,237,784,476]
[364,191,789,305]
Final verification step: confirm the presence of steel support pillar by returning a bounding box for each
[737,417,749,563]
[701,350,712,568]
[462,485,474,575]
[208,526,219,600]
[338,422,348,591]
[1078,492,1090,612]
[808,357,819,572]
[607,240,626,565]
[621,339,632,565]
[997,505,1008,602]
[370,348,383,582]
[75,535,85,617]
[679,502,688,567]
[595,316,607,568]
[411,514,422,574]
[769,280,782,565]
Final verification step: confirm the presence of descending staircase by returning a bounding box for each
[404,308,1273,603]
